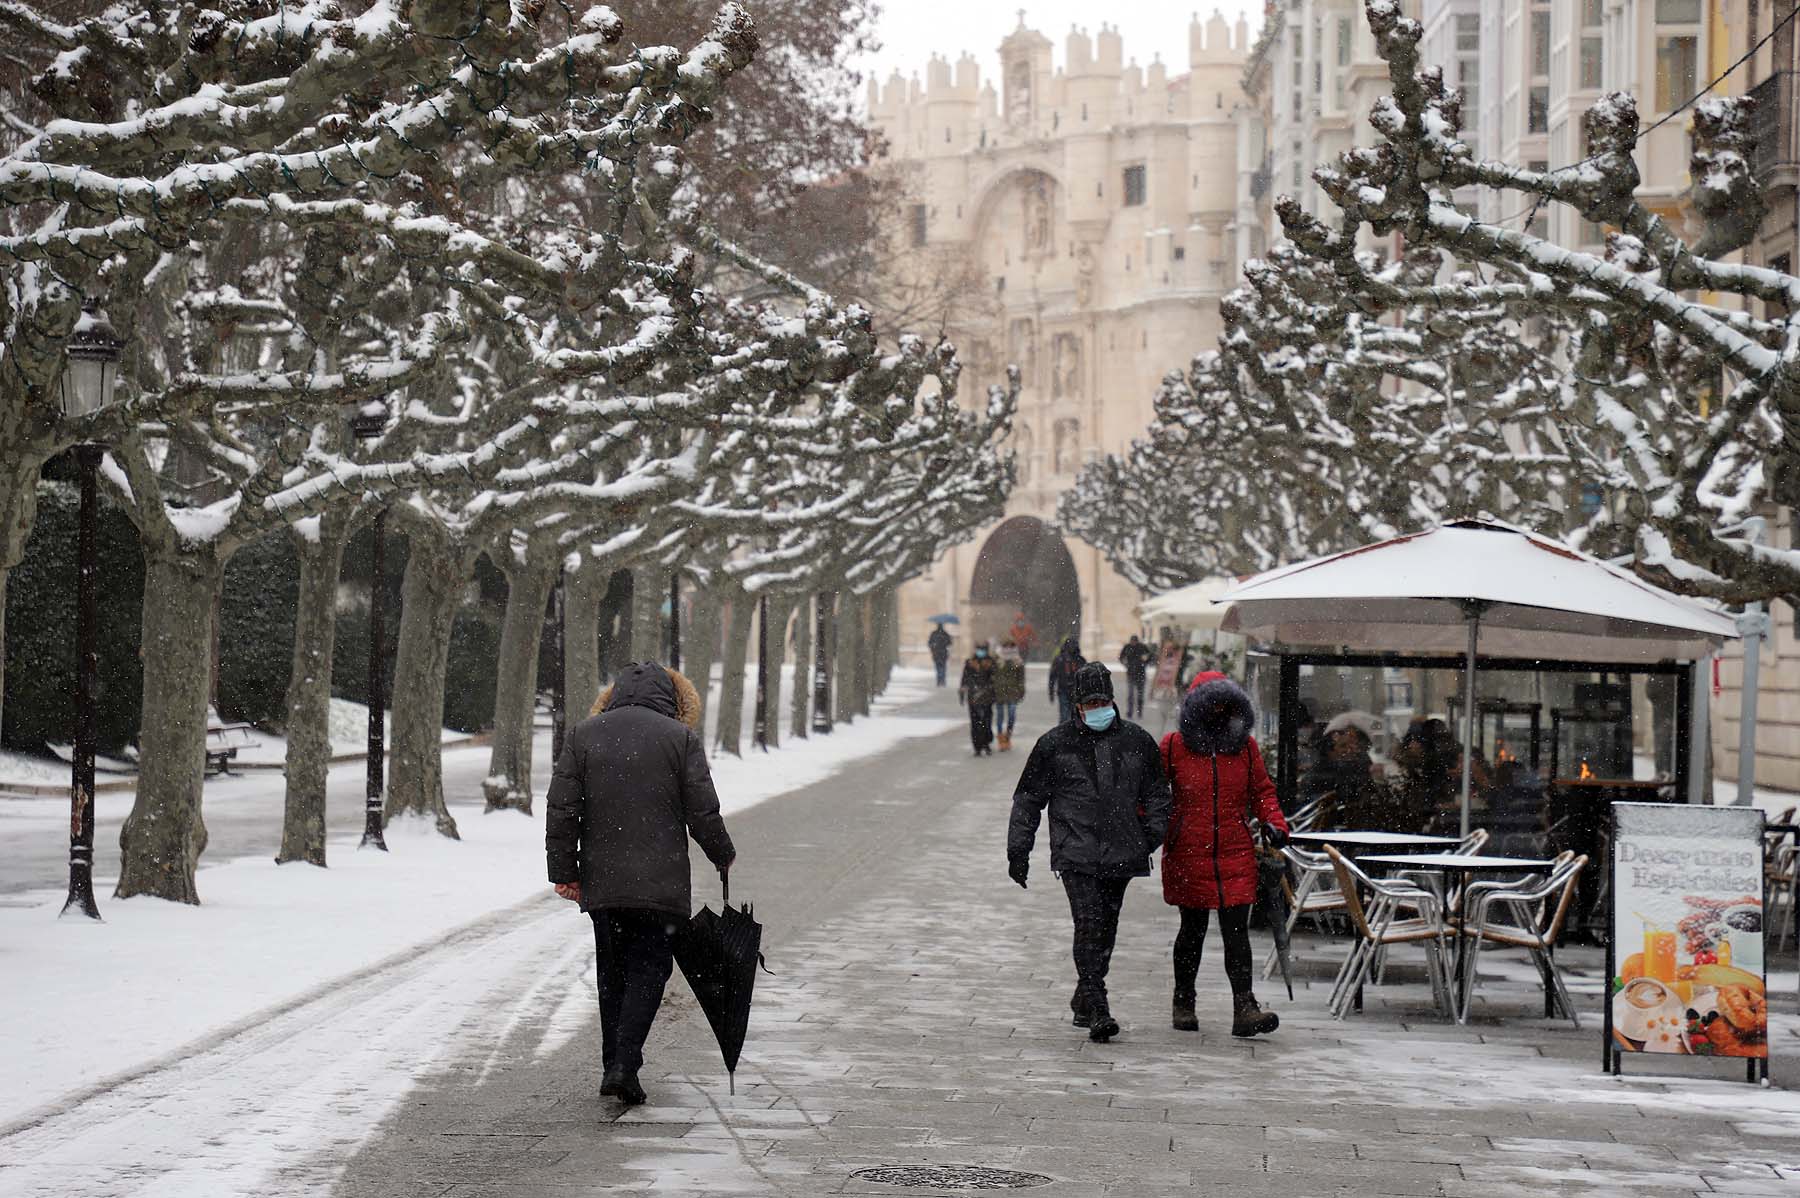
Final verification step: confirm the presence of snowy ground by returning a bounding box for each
[0,669,954,1134]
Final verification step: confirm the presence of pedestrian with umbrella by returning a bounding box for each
[1159,671,1288,1037]
[1008,663,1171,1042]
[546,662,737,1107]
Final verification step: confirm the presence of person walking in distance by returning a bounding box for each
[993,639,1026,751]
[545,662,736,1106]
[1160,671,1288,1038]
[1047,635,1086,725]
[958,640,999,756]
[1008,610,1038,663]
[1119,634,1153,720]
[1008,663,1171,1041]
[927,623,953,687]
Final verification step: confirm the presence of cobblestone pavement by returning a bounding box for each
[328,688,1800,1198]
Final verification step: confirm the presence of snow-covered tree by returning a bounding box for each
[1270,0,1798,602]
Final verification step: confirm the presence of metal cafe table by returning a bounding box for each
[1289,831,1461,856]
[1361,851,1558,1013]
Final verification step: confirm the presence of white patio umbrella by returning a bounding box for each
[1218,520,1738,835]
[1137,576,1237,630]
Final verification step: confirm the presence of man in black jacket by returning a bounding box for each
[1119,634,1154,719]
[1006,662,1172,1041]
[546,662,736,1106]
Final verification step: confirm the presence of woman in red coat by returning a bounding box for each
[1160,671,1288,1037]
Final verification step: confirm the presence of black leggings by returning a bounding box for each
[1173,904,1254,999]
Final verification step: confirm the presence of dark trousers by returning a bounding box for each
[995,701,1018,733]
[1057,695,1075,725]
[1173,904,1254,999]
[933,657,948,686]
[1062,872,1131,1011]
[968,702,994,750]
[1125,674,1147,719]
[591,908,678,1075]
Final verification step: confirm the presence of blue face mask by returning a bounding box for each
[1082,706,1116,731]
[975,649,988,658]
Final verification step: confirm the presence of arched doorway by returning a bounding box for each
[969,516,1080,657]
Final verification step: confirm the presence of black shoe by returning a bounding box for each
[602,1067,647,1105]
[1172,992,1198,1032]
[1087,998,1119,1042]
[1070,991,1091,1028]
[1231,992,1279,1038]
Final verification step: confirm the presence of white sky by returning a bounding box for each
[861,1,1266,98]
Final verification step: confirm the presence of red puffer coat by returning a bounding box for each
[1159,672,1288,910]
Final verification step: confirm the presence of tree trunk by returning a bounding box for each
[788,593,812,739]
[835,591,859,726]
[483,554,557,814]
[563,558,605,723]
[629,564,665,661]
[385,537,464,838]
[684,581,721,732]
[116,543,224,903]
[760,595,793,748]
[877,587,900,695]
[854,593,873,718]
[276,515,351,867]
[713,595,754,757]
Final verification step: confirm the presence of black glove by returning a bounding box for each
[1263,824,1290,850]
[1007,857,1029,889]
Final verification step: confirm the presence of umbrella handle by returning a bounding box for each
[721,866,729,908]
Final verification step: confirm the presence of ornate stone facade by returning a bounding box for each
[873,14,1250,660]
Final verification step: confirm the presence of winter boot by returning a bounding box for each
[601,1067,647,1105]
[1172,990,1199,1032]
[1087,996,1120,1043]
[1231,992,1280,1038]
[1070,989,1091,1028]
[998,731,1011,752]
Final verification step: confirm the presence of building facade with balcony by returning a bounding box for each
[870,15,1250,661]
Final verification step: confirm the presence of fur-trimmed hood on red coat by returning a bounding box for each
[1179,671,1254,756]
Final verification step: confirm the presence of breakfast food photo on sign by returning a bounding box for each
[1610,804,1767,1061]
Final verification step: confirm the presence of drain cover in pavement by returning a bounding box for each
[850,1165,1053,1190]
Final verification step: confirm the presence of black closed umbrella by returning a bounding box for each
[674,871,765,1094]
[1254,830,1296,1001]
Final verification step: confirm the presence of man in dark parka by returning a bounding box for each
[546,662,736,1106]
[1007,662,1171,1042]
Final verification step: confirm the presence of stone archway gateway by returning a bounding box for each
[968,516,1080,656]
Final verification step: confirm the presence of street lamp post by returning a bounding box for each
[348,400,389,851]
[668,571,681,672]
[551,563,567,765]
[812,591,833,735]
[753,594,770,752]
[57,300,122,921]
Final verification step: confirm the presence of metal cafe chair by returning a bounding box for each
[1455,854,1587,1028]
[1260,844,1346,982]
[1323,845,1452,1020]
[1769,842,1799,951]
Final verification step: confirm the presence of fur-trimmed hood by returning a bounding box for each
[1179,671,1255,756]
[590,664,702,729]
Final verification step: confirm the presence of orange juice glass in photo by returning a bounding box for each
[1644,928,1677,983]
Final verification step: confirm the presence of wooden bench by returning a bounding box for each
[205,706,258,776]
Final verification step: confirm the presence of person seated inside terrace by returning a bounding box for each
[1393,717,1459,833]
[1303,725,1402,830]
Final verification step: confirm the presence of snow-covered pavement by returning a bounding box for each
[10,677,1800,1196]
[0,672,955,1150]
